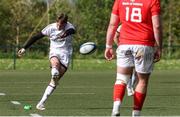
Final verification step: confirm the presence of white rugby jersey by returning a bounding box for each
[41,22,75,50]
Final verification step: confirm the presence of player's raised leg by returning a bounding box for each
[36,57,66,110]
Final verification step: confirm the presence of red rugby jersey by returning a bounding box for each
[112,0,161,46]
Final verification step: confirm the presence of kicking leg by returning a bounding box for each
[36,57,67,110]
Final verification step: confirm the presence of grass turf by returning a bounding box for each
[0,70,180,116]
[1,59,180,70]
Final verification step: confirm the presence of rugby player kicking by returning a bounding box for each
[18,13,75,110]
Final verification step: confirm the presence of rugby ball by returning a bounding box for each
[79,42,96,55]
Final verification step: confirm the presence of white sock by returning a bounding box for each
[132,110,141,117]
[112,101,121,113]
[127,79,132,89]
[131,71,136,87]
[39,85,55,104]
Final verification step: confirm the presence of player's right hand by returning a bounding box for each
[17,48,26,57]
[104,48,114,61]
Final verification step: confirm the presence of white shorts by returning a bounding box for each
[116,45,155,73]
[49,48,72,68]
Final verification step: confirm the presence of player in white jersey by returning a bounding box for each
[18,13,75,110]
[114,25,137,96]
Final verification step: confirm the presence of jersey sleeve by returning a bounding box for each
[112,0,120,15]
[41,24,52,36]
[65,22,75,31]
[151,0,161,16]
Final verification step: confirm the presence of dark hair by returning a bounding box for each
[56,13,68,23]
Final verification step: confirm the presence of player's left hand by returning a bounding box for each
[154,47,162,63]
[104,48,114,61]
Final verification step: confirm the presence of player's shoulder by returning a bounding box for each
[41,23,57,35]
[42,23,56,31]
[46,23,57,29]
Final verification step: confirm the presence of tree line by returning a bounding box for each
[0,0,179,58]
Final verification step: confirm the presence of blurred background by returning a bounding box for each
[0,0,179,70]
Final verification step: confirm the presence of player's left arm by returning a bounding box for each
[151,0,162,62]
[152,15,163,62]
[60,28,76,38]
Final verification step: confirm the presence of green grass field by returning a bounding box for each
[0,69,180,116]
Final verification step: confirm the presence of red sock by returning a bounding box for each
[133,91,146,110]
[113,84,126,101]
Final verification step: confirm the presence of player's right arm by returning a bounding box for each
[18,32,45,57]
[105,0,120,61]
[105,14,119,61]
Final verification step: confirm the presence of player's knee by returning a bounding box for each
[115,73,130,85]
[49,78,59,87]
[51,67,60,79]
[138,79,148,87]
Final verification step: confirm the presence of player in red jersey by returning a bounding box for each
[105,0,162,116]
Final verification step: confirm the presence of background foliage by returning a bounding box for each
[0,0,179,59]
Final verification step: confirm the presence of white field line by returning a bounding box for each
[7,92,95,95]
[5,93,42,117]
[0,93,6,96]
[11,101,21,105]
[0,82,47,84]
[30,113,42,117]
